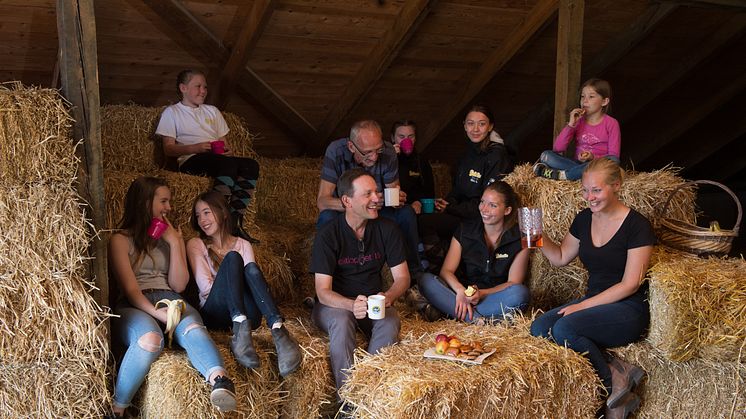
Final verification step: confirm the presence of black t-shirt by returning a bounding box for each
[397,152,435,203]
[454,220,523,290]
[569,208,656,304]
[310,215,406,298]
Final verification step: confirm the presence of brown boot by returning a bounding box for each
[607,356,645,408]
[231,320,260,369]
[271,325,302,377]
[604,392,640,419]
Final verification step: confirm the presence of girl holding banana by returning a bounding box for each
[108,177,237,418]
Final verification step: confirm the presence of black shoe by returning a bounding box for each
[421,304,444,322]
[210,375,237,412]
[271,325,302,377]
[231,320,260,369]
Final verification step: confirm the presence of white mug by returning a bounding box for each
[384,187,400,207]
[367,295,386,319]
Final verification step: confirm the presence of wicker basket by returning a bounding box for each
[658,180,742,256]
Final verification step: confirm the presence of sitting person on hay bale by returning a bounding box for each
[310,168,410,403]
[155,69,260,243]
[108,177,238,418]
[316,119,424,288]
[418,180,530,323]
[186,191,302,376]
[530,158,652,419]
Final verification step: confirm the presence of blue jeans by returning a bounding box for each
[111,290,226,409]
[418,273,529,322]
[530,297,649,393]
[318,206,422,276]
[200,252,283,330]
[540,151,620,180]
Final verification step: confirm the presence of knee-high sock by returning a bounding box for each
[230,176,256,217]
[213,176,234,201]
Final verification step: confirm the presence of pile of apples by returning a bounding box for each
[433,334,488,361]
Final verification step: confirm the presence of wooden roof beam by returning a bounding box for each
[675,108,746,169]
[418,0,559,151]
[311,0,436,154]
[553,0,585,139]
[667,0,746,10]
[56,0,108,305]
[138,0,316,142]
[687,134,746,182]
[506,2,678,148]
[214,0,275,110]
[633,71,746,166]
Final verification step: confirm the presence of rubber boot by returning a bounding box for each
[232,213,259,244]
[231,320,260,369]
[271,325,302,377]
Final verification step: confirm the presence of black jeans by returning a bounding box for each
[200,251,282,330]
[180,152,259,180]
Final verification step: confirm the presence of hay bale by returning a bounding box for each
[0,183,110,417]
[0,82,77,187]
[504,164,696,310]
[611,342,745,418]
[252,313,337,419]
[138,331,283,419]
[647,249,746,362]
[101,105,258,173]
[340,316,602,419]
[255,157,322,226]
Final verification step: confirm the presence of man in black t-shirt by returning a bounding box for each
[310,168,410,397]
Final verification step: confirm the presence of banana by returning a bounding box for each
[709,221,721,232]
[155,299,186,348]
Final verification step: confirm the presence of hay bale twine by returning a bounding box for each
[138,331,283,418]
[504,164,696,310]
[647,248,746,362]
[340,317,602,419]
[0,82,77,187]
[0,183,110,417]
[611,342,745,418]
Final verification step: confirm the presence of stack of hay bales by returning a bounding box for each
[0,83,109,416]
[503,164,696,309]
[100,105,293,302]
[340,317,603,418]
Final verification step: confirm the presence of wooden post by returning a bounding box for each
[553,0,584,139]
[56,0,108,307]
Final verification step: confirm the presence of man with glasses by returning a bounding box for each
[310,168,410,400]
[317,119,423,281]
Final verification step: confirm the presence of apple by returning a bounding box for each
[445,347,460,357]
[448,338,461,348]
[435,334,449,344]
[435,340,449,354]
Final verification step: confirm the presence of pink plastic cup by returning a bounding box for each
[147,218,169,240]
[210,140,225,154]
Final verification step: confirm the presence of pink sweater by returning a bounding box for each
[553,114,621,160]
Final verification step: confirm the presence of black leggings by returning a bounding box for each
[180,152,259,180]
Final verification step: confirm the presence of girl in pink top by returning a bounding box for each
[534,79,621,180]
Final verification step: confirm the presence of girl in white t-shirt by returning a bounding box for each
[156,69,260,242]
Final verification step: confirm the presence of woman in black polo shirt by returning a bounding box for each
[418,181,530,322]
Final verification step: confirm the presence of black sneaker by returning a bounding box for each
[421,304,444,322]
[210,375,237,412]
[533,162,559,180]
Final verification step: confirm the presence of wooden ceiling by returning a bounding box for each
[1,0,745,186]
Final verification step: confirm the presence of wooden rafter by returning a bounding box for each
[418,0,559,151]
[56,0,108,305]
[214,0,275,110]
[506,2,678,148]
[311,0,436,153]
[633,71,746,165]
[688,135,746,182]
[672,0,746,9]
[675,108,746,169]
[553,0,584,138]
[138,0,316,142]
[617,14,746,129]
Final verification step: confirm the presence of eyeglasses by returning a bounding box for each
[350,140,384,159]
[464,120,490,129]
[357,240,365,266]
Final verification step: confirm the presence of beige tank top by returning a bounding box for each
[127,236,171,291]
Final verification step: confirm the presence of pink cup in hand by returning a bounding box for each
[147,218,169,240]
[210,140,225,154]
